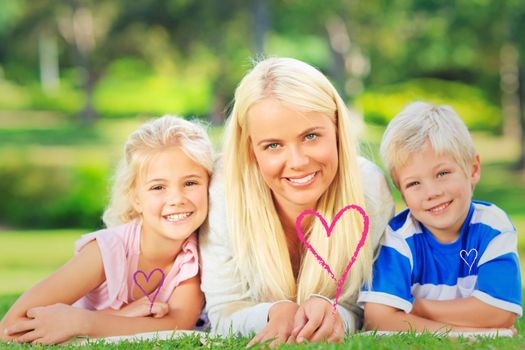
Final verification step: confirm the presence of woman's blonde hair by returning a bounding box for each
[103,115,214,227]
[223,57,373,304]
[380,101,477,187]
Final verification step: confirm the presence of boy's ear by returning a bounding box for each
[470,154,481,185]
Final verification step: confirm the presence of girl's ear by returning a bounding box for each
[470,154,481,186]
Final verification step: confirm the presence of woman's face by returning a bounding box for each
[247,98,339,214]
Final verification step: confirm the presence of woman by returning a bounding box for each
[200,57,395,345]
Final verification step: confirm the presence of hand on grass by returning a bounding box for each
[288,297,344,343]
[5,303,87,345]
[246,301,299,348]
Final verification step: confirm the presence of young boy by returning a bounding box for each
[358,102,522,332]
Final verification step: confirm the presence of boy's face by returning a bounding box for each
[396,146,480,242]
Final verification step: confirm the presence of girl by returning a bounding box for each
[1,115,214,344]
[200,57,395,346]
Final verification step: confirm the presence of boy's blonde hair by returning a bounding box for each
[223,57,372,305]
[103,115,214,227]
[380,101,477,187]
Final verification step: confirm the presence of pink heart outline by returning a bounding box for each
[295,204,369,312]
[133,268,166,314]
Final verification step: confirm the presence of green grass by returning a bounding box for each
[0,316,523,349]
[0,230,83,294]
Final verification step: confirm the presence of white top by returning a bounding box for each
[199,156,395,335]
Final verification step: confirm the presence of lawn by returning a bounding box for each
[0,116,524,348]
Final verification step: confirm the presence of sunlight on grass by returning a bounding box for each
[0,230,83,294]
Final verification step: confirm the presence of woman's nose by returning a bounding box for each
[288,145,309,169]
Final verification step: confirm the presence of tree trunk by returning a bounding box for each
[252,0,269,57]
[38,31,60,93]
[325,17,349,101]
[500,44,521,140]
[516,66,525,170]
[70,0,97,124]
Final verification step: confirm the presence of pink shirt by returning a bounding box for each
[72,219,199,310]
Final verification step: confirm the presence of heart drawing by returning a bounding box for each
[295,204,369,311]
[133,268,166,313]
[459,248,478,274]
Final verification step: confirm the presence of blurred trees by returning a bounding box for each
[0,0,524,168]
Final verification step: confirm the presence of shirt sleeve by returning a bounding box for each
[74,227,129,310]
[473,230,522,316]
[358,228,414,313]
[199,159,273,336]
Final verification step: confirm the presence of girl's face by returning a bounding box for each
[132,146,209,243]
[248,98,339,214]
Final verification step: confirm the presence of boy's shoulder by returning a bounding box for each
[386,208,422,239]
[470,200,515,234]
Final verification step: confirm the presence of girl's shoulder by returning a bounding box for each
[74,220,141,255]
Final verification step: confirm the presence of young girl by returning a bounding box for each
[1,115,214,344]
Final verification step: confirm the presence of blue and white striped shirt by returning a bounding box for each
[358,200,522,316]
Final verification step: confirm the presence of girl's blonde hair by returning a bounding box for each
[103,115,214,227]
[223,57,373,304]
[380,101,477,187]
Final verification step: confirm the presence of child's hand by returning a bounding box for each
[5,303,87,345]
[288,297,345,343]
[116,297,169,318]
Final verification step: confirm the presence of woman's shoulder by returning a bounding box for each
[208,155,226,202]
[357,157,396,247]
[357,157,392,199]
[200,156,229,246]
[357,156,385,180]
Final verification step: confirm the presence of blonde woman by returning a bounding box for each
[200,57,395,345]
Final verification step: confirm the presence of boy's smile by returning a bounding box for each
[396,144,480,243]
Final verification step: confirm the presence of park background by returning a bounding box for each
[0,0,524,348]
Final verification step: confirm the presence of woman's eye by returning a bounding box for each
[185,181,198,187]
[438,170,449,177]
[305,133,318,141]
[264,143,279,150]
[150,185,164,191]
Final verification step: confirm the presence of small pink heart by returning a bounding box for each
[296,204,369,310]
[133,268,165,313]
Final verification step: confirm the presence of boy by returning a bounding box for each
[358,102,522,332]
